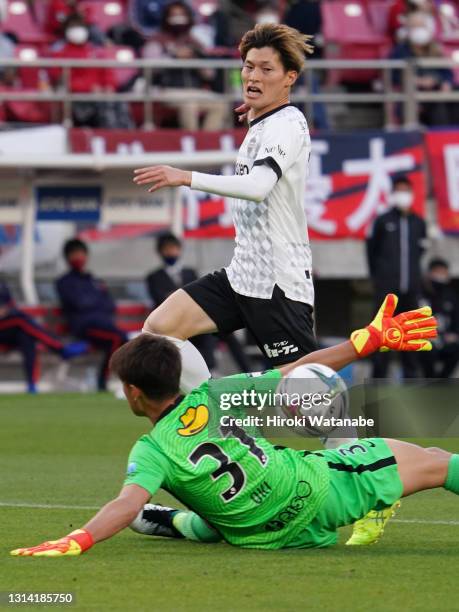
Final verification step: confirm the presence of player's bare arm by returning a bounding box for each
[10,485,150,557]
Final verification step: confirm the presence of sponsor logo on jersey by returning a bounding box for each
[235,162,249,176]
[127,462,137,475]
[177,404,209,437]
[264,481,312,532]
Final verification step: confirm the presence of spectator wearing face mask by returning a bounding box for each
[366,175,427,378]
[146,232,252,374]
[420,258,459,378]
[56,239,128,391]
[387,0,435,42]
[45,1,106,45]
[49,13,133,128]
[143,0,226,130]
[390,11,457,126]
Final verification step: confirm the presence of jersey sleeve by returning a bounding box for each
[253,115,305,180]
[123,436,168,495]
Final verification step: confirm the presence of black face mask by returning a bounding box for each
[162,255,179,266]
[431,279,449,291]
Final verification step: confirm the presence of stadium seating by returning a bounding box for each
[79,0,127,32]
[99,45,138,91]
[2,0,51,44]
[441,42,459,85]
[322,1,391,84]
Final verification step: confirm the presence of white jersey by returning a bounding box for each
[225,104,314,305]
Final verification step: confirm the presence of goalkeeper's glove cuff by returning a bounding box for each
[68,529,94,553]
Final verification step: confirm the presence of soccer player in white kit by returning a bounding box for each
[134,23,316,391]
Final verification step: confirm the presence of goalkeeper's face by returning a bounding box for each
[241,46,297,115]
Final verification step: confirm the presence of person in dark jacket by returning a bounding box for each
[0,279,87,393]
[56,239,127,391]
[146,232,251,373]
[420,258,459,378]
[366,175,427,378]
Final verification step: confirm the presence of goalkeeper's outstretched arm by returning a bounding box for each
[279,293,437,378]
[10,485,150,557]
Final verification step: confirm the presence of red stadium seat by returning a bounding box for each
[322,1,390,84]
[79,1,127,32]
[322,0,385,43]
[438,1,459,41]
[15,44,40,89]
[2,0,51,43]
[368,0,393,36]
[99,45,138,91]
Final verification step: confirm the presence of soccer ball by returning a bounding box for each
[273,363,349,437]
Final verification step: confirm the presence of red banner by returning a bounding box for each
[70,129,426,240]
[425,131,459,233]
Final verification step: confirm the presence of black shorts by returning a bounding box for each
[183,269,317,366]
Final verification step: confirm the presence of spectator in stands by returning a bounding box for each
[45,0,106,45]
[390,11,457,126]
[56,239,128,391]
[284,0,323,58]
[129,0,169,37]
[49,13,133,128]
[212,0,257,47]
[420,258,459,378]
[146,232,251,373]
[366,175,427,378]
[283,0,328,129]
[142,0,226,129]
[388,0,435,42]
[0,278,88,393]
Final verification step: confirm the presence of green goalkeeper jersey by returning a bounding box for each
[124,370,330,549]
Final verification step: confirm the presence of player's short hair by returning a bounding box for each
[156,231,181,254]
[110,334,181,400]
[239,23,314,74]
[63,238,88,259]
[392,175,412,190]
[428,257,449,271]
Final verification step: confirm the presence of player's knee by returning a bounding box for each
[426,447,451,458]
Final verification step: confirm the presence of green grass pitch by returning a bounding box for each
[1,394,458,612]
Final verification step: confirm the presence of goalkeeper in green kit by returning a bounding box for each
[10,295,459,556]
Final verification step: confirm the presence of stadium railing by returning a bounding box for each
[0,57,458,128]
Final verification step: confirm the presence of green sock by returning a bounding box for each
[445,454,459,495]
[172,511,222,543]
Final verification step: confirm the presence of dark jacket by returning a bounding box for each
[366,207,427,295]
[146,267,197,307]
[56,270,115,334]
[0,280,12,307]
[423,281,459,337]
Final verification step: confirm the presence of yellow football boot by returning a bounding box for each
[346,501,401,546]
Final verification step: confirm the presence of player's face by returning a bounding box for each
[241,47,297,118]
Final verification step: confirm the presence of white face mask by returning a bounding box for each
[66,26,89,45]
[409,26,433,46]
[391,191,414,210]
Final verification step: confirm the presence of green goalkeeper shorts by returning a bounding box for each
[287,438,404,549]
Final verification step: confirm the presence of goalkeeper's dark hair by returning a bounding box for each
[239,23,314,74]
[110,334,181,400]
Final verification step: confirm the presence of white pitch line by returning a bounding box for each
[0,501,100,510]
[0,502,458,526]
[393,518,459,526]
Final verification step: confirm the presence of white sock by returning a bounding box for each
[157,335,210,394]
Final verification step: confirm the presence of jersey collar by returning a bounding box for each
[156,394,184,424]
[249,103,294,128]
